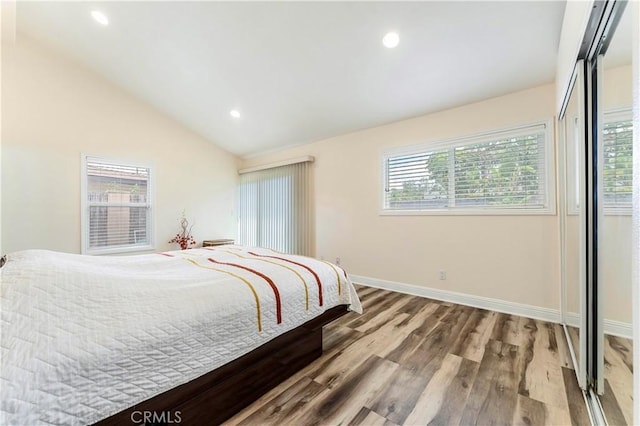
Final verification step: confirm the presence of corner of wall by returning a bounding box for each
[2,34,239,254]
[0,2,17,255]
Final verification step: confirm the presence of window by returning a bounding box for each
[602,109,632,212]
[382,121,554,214]
[238,159,312,255]
[566,115,582,215]
[81,156,153,254]
[567,109,632,215]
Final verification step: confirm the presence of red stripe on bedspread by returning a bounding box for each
[208,258,283,324]
[248,252,323,307]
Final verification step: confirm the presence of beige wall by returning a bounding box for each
[242,84,561,310]
[602,216,633,324]
[564,216,580,316]
[1,35,239,254]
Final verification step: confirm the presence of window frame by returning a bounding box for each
[81,154,155,255]
[600,107,632,215]
[566,107,632,216]
[380,119,556,216]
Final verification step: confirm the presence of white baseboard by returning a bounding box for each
[601,320,633,339]
[565,312,633,339]
[565,312,580,328]
[350,274,562,324]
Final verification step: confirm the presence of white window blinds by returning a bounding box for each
[386,150,449,209]
[383,122,552,214]
[82,157,153,254]
[453,131,546,208]
[238,160,311,255]
[602,114,632,209]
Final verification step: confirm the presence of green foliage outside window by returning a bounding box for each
[385,132,546,210]
[602,120,632,206]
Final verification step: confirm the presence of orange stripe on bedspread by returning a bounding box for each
[208,258,282,324]
[248,252,323,307]
[181,257,263,332]
[222,251,310,311]
[321,260,342,296]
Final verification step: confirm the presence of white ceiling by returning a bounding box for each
[14,1,566,157]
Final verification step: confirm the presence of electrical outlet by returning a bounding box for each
[335,257,340,266]
[439,270,446,280]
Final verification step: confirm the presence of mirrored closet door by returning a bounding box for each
[559,1,638,425]
[560,62,587,389]
[560,1,635,424]
[597,3,633,423]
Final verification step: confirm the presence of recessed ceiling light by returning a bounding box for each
[230,109,241,119]
[382,32,399,48]
[91,10,109,26]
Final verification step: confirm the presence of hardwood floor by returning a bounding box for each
[602,334,634,425]
[566,326,634,425]
[225,286,589,426]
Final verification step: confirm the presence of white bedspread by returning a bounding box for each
[0,246,361,425]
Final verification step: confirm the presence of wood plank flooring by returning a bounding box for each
[566,326,634,425]
[224,286,589,426]
[602,334,634,425]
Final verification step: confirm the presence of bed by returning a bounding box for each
[0,246,362,425]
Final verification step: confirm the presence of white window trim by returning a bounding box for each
[566,113,582,216]
[567,107,632,216]
[81,154,155,255]
[379,119,556,216]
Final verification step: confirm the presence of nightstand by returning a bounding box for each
[202,239,235,247]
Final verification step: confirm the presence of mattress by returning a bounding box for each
[0,246,362,425]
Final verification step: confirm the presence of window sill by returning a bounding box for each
[567,209,631,216]
[83,244,155,256]
[379,207,556,216]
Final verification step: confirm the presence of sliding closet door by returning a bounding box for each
[596,5,634,422]
[562,1,636,422]
[561,62,588,389]
[589,54,606,396]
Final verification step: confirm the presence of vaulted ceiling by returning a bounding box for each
[14,1,566,157]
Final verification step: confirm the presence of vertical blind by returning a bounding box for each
[238,161,311,255]
[84,158,151,253]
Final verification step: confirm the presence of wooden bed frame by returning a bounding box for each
[95,305,349,425]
